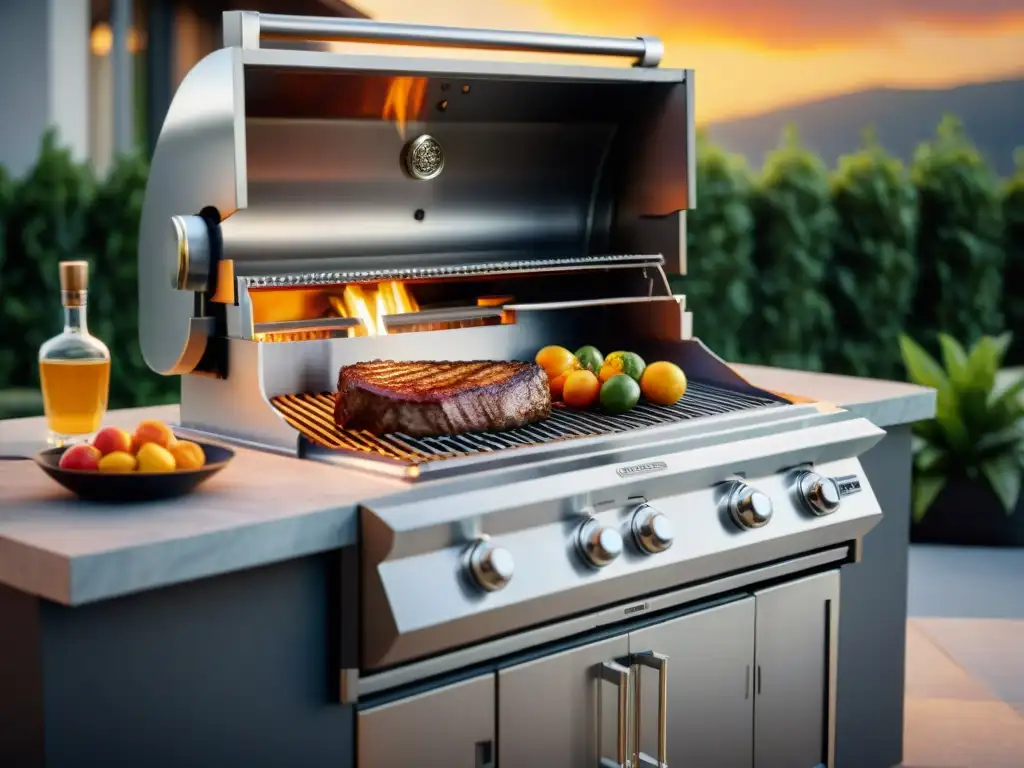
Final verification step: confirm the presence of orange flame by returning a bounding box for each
[382,77,428,141]
[330,281,420,336]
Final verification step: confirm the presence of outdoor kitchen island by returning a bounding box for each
[0,367,933,768]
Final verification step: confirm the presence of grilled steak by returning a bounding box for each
[335,360,551,437]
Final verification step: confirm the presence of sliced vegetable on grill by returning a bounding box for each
[640,361,688,405]
[598,351,646,383]
[599,374,641,414]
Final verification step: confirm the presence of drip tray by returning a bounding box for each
[270,382,785,480]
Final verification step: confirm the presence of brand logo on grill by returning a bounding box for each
[835,475,862,496]
[616,461,668,478]
[624,602,649,616]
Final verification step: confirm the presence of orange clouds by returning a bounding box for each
[550,0,1024,48]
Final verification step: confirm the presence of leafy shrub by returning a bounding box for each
[85,152,177,408]
[827,129,918,379]
[1003,150,1024,366]
[0,130,94,392]
[674,132,757,363]
[0,163,12,389]
[910,116,1004,351]
[746,126,837,370]
[900,332,1024,521]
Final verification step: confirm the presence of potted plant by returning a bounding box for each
[900,332,1024,545]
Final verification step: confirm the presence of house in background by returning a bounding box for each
[0,0,367,178]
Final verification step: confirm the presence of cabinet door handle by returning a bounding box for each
[600,660,632,767]
[633,651,670,767]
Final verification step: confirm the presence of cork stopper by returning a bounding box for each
[59,260,89,306]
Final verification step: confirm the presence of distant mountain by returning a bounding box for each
[705,78,1024,178]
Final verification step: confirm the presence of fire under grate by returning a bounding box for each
[270,381,784,466]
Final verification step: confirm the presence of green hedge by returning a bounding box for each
[1,119,1022,416]
[0,131,177,412]
[1005,151,1024,364]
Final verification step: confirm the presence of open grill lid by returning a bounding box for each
[138,11,695,376]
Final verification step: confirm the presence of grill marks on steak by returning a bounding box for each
[334,360,552,437]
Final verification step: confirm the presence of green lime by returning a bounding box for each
[599,374,641,414]
[599,351,646,383]
[574,345,604,373]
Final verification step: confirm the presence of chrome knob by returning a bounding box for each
[631,504,675,554]
[797,472,842,517]
[727,484,773,530]
[465,539,515,592]
[576,518,624,568]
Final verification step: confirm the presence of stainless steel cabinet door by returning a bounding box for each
[357,673,496,768]
[629,597,756,768]
[754,570,840,768]
[498,634,630,768]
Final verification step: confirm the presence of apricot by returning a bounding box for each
[98,451,137,474]
[93,426,132,456]
[132,420,175,452]
[59,444,102,471]
[169,440,206,471]
[135,442,177,473]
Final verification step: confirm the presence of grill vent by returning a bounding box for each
[270,381,781,466]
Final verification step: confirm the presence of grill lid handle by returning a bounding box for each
[223,11,663,68]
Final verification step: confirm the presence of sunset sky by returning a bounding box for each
[348,0,1024,123]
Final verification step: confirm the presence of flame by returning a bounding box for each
[382,77,428,141]
[331,281,419,336]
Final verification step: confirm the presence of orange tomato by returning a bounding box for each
[535,346,579,380]
[549,372,569,401]
[562,370,601,409]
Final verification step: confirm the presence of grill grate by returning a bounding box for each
[270,381,783,466]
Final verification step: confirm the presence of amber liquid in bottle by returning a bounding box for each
[38,261,111,445]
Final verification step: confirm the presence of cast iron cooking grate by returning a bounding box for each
[269,381,782,465]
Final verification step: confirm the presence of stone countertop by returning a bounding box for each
[730,364,936,427]
[0,405,407,606]
[0,367,935,608]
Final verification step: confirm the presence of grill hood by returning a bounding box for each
[138,11,695,377]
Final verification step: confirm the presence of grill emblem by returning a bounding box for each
[616,461,668,478]
[404,134,445,180]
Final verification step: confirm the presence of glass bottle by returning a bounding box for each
[38,260,111,446]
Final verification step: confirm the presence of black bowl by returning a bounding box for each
[34,441,235,504]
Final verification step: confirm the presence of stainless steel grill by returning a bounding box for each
[140,13,889,768]
[271,381,784,465]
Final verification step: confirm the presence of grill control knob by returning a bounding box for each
[631,504,675,554]
[797,472,842,516]
[465,540,515,592]
[727,484,774,530]
[576,518,624,568]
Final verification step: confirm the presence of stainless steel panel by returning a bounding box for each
[498,634,629,768]
[357,673,495,768]
[754,570,840,768]
[630,599,756,768]
[221,118,614,273]
[356,548,849,700]
[361,427,882,669]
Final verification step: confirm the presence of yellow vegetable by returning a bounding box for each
[97,450,137,474]
[136,442,177,473]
